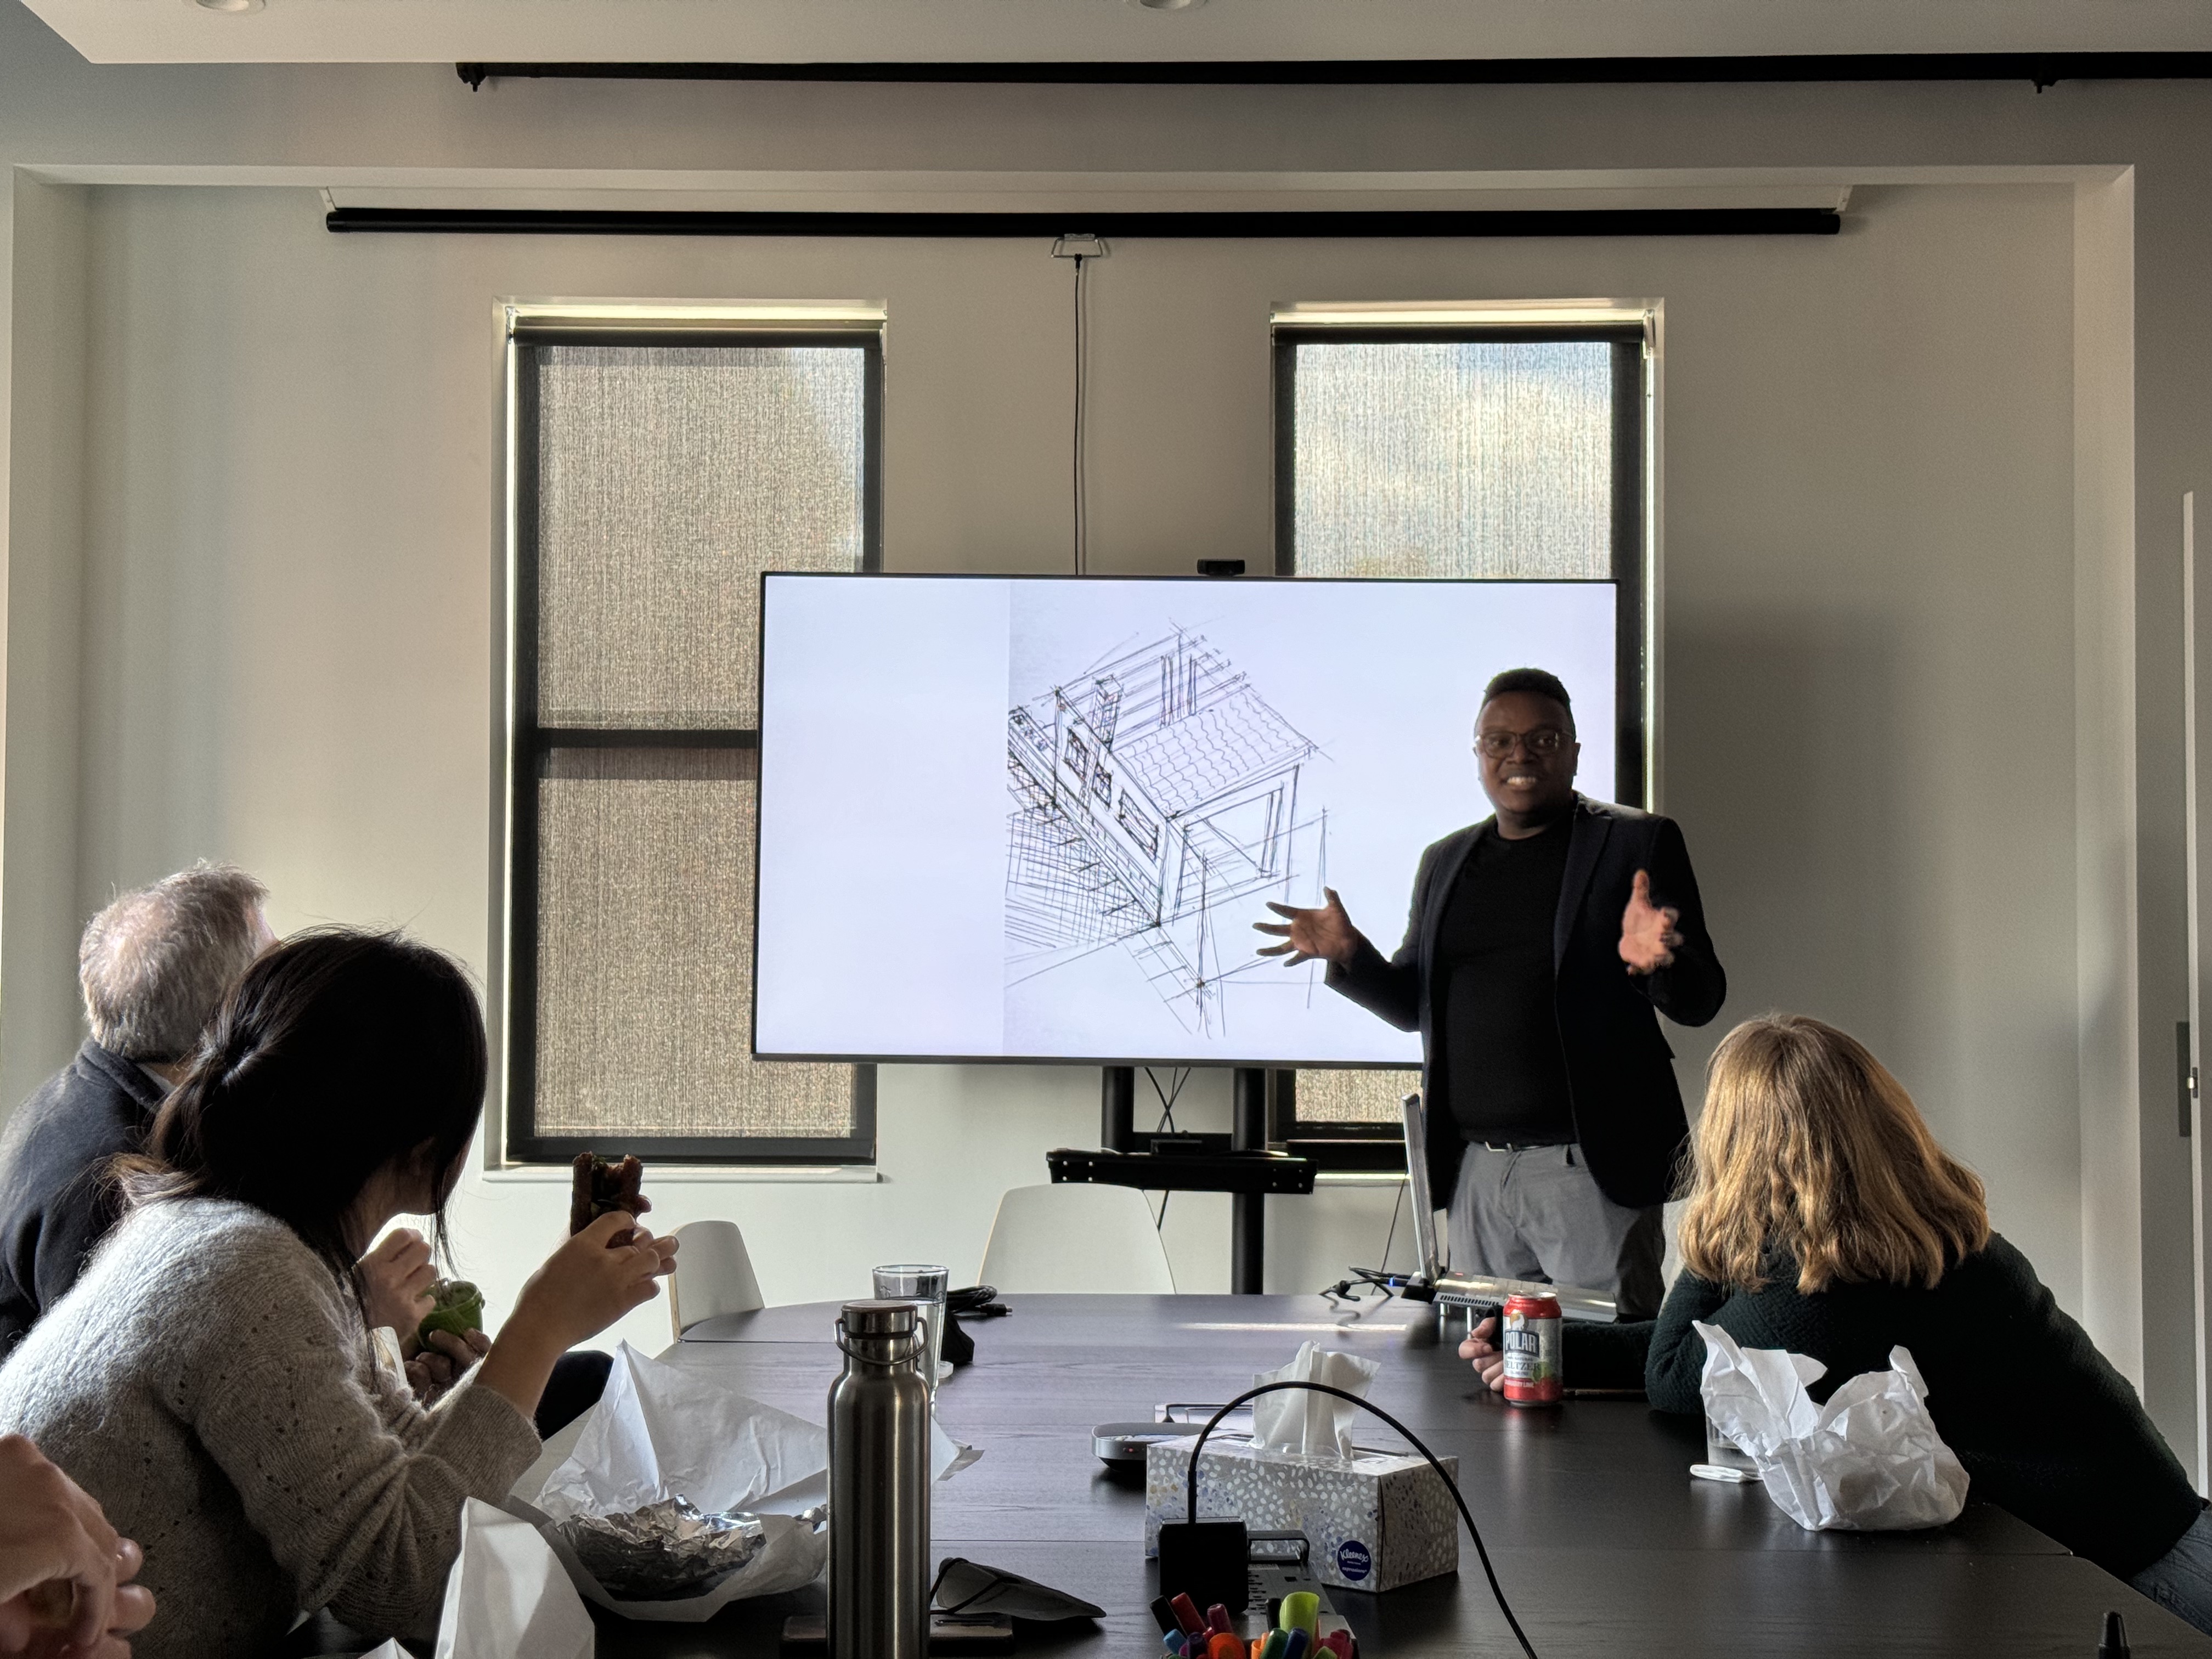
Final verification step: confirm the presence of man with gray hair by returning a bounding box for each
[0,864,274,1351]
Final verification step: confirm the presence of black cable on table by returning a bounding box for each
[1182,1379,1541,1659]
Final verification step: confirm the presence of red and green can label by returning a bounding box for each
[1502,1294,1563,1405]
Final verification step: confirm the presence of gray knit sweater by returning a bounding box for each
[0,1197,540,1659]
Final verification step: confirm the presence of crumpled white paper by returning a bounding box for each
[1249,1342,1382,1460]
[537,1343,827,1520]
[514,1342,979,1623]
[432,1498,594,1659]
[1695,1320,1970,1532]
[514,1344,830,1622]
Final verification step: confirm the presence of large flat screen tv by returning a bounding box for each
[753,573,1624,1066]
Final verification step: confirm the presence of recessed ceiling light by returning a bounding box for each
[191,0,266,14]
[1131,0,1207,9]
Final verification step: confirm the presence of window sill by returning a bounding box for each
[481,1164,882,1185]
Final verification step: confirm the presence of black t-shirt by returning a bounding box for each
[1436,820,1576,1144]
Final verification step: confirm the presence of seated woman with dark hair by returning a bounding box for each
[1462,1013,2210,1632]
[0,928,678,1659]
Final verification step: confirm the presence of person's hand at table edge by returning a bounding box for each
[0,1434,155,1657]
[1460,1317,1506,1393]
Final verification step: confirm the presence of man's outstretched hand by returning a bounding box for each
[1619,869,1683,975]
[1255,887,1363,968]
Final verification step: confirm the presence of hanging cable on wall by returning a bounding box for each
[1051,234,1108,574]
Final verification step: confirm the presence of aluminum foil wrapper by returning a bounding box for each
[551,1498,768,1601]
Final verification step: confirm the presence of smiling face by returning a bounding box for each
[1474,690,1581,834]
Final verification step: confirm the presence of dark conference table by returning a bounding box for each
[582,1294,2207,1658]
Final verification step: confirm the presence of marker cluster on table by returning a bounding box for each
[1150,1590,1356,1658]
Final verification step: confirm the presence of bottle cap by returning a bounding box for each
[840,1299,921,1336]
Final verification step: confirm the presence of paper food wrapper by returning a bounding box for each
[515,1342,979,1623]
[1250,1342,1382,1460]
[1696,1320,1970,1532]
[433,1498,593,1659]
[514,1343,830,1622]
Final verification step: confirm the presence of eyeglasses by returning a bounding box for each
[1474,728,1571,759]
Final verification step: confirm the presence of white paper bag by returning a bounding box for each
[1695,1320,1970,1532]
[1249,1342,1382,1460]
[432,1498,594,1659]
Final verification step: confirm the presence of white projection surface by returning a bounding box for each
[754,574,1617,1065]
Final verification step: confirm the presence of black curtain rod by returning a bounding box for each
[454,51,2212,91]
[326,205,1840,238]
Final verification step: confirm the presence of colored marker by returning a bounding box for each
[1207,1604,1235,1635]
[1150,1596,1181,1635]
[1281,1593,1320,1639]
[1170,1594,1207,1638]
[1281,1631,1311,1659]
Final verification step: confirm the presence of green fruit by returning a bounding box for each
[416,1278,485,1347]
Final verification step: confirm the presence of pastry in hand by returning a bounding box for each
[571,1152,651,1247]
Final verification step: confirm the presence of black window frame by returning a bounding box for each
[503,323,884,1166]
[1269,321,1654,1164]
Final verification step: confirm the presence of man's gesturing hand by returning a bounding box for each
[1254,887,1362,968]
[1618,869,1684,975]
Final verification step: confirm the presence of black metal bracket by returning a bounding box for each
[454,52,2212,91]
[327,205,1839,239]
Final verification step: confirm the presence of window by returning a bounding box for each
[1271,310,1652,1164]
[503,311,883,1164]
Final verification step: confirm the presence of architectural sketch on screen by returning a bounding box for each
[1005,628,1325,1035]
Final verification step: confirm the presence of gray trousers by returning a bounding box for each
[1446,1143,1665,1319]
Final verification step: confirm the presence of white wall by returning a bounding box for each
[44,180,2079,1360]
[4,0,2211,1453]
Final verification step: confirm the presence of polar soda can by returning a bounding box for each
[1501,1293,1563,1406]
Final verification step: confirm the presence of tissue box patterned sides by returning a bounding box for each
[1143,1437,1458,1593]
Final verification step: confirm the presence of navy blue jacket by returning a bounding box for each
[0,1041,166,1353]
[1327,794,1725,1209]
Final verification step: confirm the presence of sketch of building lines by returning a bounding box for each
[1005,627,1326,1035]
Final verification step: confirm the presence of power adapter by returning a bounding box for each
[1155,1518,1248,1613]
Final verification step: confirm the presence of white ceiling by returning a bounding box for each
[22,0,2212,70]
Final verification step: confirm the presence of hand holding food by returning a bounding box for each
[415,1278,485,1348]
[357,1227,437,1338]
[570,1153,651,1247]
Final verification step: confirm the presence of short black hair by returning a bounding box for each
[1481,667,1574,728]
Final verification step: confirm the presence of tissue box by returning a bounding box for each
[1144,1436,1458,1593]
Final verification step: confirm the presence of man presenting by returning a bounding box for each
[1256,668,1724,1317]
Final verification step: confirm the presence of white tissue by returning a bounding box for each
[432,1499,594,1659]
[1695,1320,1970,1532]
[534,1344,827,1521]
[1249,1342,1382,1460]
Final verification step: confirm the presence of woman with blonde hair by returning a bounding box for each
[1463,1013,2209,1628]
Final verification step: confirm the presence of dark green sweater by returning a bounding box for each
[1568,1233,2201,1578]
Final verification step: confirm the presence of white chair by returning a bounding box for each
[667,1218,766,1340]
[978,1183,1177,1294]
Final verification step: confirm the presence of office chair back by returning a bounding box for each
[668,1218,766,1340]
[979,1183,1177,1294]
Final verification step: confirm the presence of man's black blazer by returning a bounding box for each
[1327,794,1726,1211]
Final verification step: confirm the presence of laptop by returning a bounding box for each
[1399,1088,1618,1323]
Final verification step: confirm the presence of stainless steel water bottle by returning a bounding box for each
[827,1299,932,1659]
